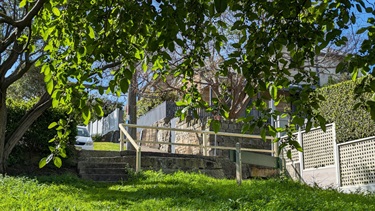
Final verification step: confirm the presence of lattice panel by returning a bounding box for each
[303,125,334,169]
[339,138,375,186]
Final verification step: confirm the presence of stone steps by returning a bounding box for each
[77,150,279,182]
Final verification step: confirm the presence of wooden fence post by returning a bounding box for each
[120,128,124,151]
[203,132,208,156]
[136,146,141,173]
[236,142,242,185]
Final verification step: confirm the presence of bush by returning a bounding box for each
[315,78,375,143]
[6,98,77,165]
[91,134,103,142]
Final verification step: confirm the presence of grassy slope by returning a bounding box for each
[0,171,374,210]
[93,142,121,151]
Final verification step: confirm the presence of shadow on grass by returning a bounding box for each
[32,171,254,209]
[31,171,375,210]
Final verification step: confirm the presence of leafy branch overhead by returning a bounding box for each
[33,0,375,163]
[1,0,375,170]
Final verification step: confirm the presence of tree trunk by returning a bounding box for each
[127,71,137,151]
[0,92,52,174]
[0,89,7,175]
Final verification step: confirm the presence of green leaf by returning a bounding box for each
[220,109,229,119]
[94,104,104,117]
[142,61,148,71]
[269,84,278,99]
[352,68,358,81]
[305,121,312,133]
[287,150,292,159]
[214,0,227,13]
[48,122,58,129]
[49,146,55,152]
[46,79,54,95]
[119,79,129,93]
[52,98,59,108]
[176,101,186,106]
[356,27,367,34]
[53,157,62,168]
[48,138,55,143]
[260,128,266,140]
[211,120,221,133]
[52,7,61,16]
[88,25,95,39]
[39,157,47,168]
[356,4,362,13]
[19,0,27,8]
[290,141,303,152]
[59,149,67,158]
[82,107,91,125]
[268,125,276,137]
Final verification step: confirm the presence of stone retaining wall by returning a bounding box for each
[140,117,271,157]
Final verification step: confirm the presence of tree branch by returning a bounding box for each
[14,0,46,28]
[3,57,39,88]
[4,91,52,159]
[0,43,23,82]
[0,12,17,26]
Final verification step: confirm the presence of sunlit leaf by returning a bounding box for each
[19,0,27,8]
[39,157,47,168]
[52,7,61,16]
[53,157,62,168]
[48,122,58,129]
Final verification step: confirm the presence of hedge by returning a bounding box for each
[315,79,375,143]
[6,99,77,165]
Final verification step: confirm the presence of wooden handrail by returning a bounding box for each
[122,123,274,140]
[118,123,278,174]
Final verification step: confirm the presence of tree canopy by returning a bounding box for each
[1,0,375,170]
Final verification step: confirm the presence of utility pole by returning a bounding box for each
[127,71,137,151]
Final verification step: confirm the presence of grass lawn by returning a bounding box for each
[93,141,122,151]
[0,171,375,210]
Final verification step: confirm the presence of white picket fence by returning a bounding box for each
[87,108,124,136]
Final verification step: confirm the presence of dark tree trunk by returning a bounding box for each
[4,92,52,159]
[0,88,7,175]
[0,92,52,174]
[127,72,137,151]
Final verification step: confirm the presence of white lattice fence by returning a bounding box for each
[303,124,335,169]
[338,137,375,187]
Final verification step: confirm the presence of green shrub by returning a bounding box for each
[315,78,374,143]
[91,134,103,142]
[6,98,77,165]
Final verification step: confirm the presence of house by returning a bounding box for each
[131,49,349,155]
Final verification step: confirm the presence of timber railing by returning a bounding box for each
[119,123,278,184]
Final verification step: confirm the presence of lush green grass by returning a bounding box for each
[93,141,121,151]
[1,171,375,210]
